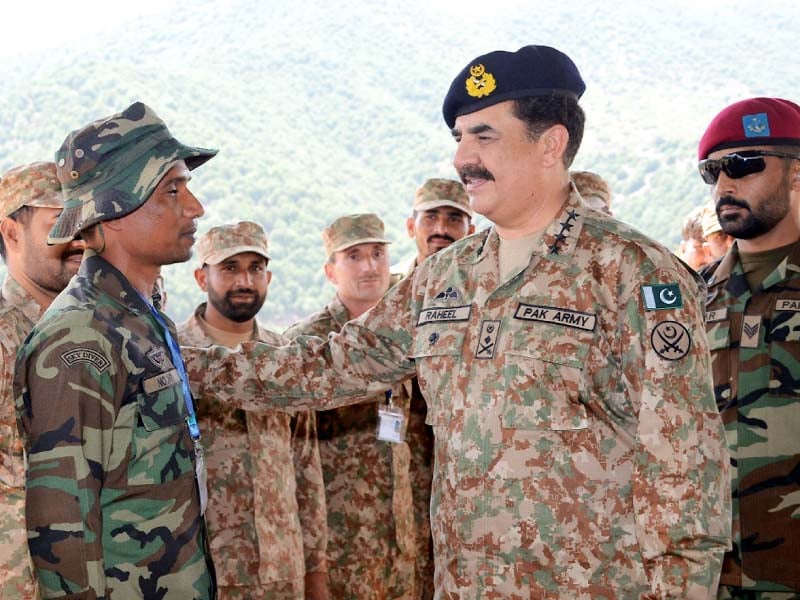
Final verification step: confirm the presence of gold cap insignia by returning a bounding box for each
[465,63,496,98]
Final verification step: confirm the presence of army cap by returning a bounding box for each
[49,101,218,244]
[571,170,611,214]
[701,202,723,238]
[442,45,586,128]
[322,213,391,258]
[698,97,800,160]
[0,162,64,221]
[196,221,271,267]
[414,178,472,217]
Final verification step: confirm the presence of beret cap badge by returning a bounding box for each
[465,63,496,98]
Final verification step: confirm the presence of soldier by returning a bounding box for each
[696,97,800,599]
[185,45,731,598]
[0,162,85,599]
[284,214,416,600]
[680,205,711,271]
[14,102,218,599]
[395,179,474,598]
[179,221,329,600]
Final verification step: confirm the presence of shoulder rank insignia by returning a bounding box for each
[641,283,683,310]
[465,64,496,98]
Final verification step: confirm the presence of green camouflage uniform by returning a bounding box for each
[179,305,327,599]
[185,189,732,599]
[285,297,417,600]
[15,253,215,599]
[702,241,800,597]
[0,276,43,600]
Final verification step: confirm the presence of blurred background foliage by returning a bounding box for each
[1,0,797,327]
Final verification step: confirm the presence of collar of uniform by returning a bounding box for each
[80,251,154,316]
[762,238,800,289]
[708,238,800,287]
[469,188,585,265]
[1,274,43,324]
[328,293,351,329]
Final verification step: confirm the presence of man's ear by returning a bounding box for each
[0,217,20,250]
[324,261,337,285]
[194,267,208,292]
[540,124,569,168]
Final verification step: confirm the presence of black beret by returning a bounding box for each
[442,45,586,128]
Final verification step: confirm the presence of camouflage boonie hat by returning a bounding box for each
[49,101,218,244]
[413,178,472,217]
[322,213,391,258]
[196,221,271,267]
[0,162,64,221]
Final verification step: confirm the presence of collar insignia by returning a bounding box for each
[548,210,580,254]
[465,64,496,98]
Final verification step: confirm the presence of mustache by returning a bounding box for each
[226,288,257,297]
[716,195,751,212]
[427,234,455,244]
[458,165,494,184]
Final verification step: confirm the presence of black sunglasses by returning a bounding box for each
[698,150,800,184]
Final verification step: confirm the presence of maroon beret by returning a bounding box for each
[698,97,800,160]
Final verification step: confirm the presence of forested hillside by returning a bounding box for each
[1,0,797,326]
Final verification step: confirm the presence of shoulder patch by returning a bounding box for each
[60,348,111,372]
[651,321,691,361]
[642,283,683,310]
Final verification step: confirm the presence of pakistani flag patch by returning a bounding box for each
[642,283,683,311]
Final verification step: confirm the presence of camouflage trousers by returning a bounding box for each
[0,490,38,600]
[217,578,303,600]
[719,586,800,599]
[329,552,417,600]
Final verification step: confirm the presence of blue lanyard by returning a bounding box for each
[143,297,202,442]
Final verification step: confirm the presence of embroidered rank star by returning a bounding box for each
[642,283,683,310]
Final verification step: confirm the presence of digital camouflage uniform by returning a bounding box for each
[0,276,43,600]
[179,305,327,599]
[185,189,732,599]
[389,262,434,600]
[702,241,800,597]
[285,296,417,600]
[14,253,215,599]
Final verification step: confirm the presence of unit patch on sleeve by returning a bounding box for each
[642,283,683,310]
[417,305,471,326]
[475,320,501,359]
[651,321,691,361]
[60,348,111,373]
[513,303,596,331]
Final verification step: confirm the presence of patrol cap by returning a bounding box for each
[322,213,391,258]
[0,162,64,221]
[49,101,218,244]
[571,170,611,214]
[195,221,271,267]
[698,97,800,160]
[413,178,472,217]
[701,202,723,238]
[442,45,586,129]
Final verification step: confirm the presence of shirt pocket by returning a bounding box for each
[129,371,187,486]
[411,326,466,427]
[502,331,592,430]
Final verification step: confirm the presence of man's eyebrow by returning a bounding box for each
[451,123,496,137]
[159,174,192,187]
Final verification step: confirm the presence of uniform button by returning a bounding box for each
[57,158,66,167]
[70,170,80,180]
[75,149,84,158]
